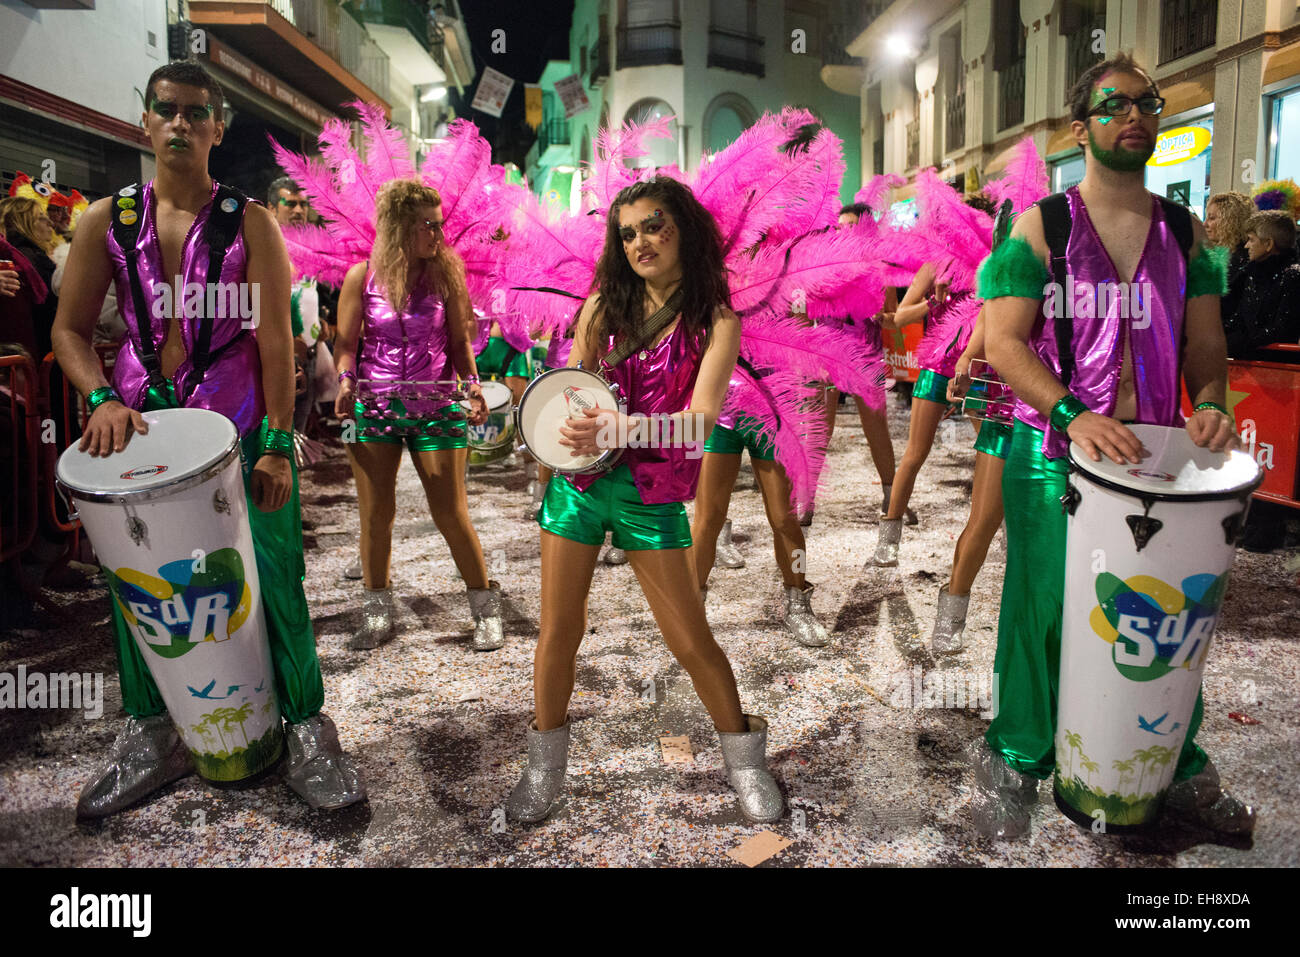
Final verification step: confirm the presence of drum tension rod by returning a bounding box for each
[1124,496,1162,553]
[1221,506,1248,546]
[1059,484,1081,516]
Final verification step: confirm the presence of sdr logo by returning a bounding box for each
[1089,572,1226,681]
[106,549,252,658]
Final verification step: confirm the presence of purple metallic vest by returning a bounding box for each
[357,270,454,392]
[107,180,263,436]
[1015,187,1187,459]
[567,319,706,505]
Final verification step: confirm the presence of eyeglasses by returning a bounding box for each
[150,100,215,124]
[1089,94,1166,118]
[418,219,445,235]
[278,198,309,209]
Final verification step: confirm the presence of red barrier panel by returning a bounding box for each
[885,322,925,383]
[0,354,39,563]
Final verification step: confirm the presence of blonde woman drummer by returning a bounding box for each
[334,179,504,651]
[507,176,782,824]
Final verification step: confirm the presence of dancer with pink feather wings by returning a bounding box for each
[494,111,895,653]
[272,105,515,653]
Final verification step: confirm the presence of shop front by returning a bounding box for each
[1145,112,1213,219]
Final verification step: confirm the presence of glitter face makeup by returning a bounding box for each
[618,198,682,280]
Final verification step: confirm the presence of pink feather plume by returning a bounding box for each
[985,137,1050,217]
[721,369,827,510]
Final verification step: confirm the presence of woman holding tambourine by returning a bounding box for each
[505,176,782,824]
[333,179,504,653]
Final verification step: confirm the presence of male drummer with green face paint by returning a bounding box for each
[974,53,1250,838]
[52,60,365,817]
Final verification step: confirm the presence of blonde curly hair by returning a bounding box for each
[371,179,467,313]
[1206,192,1254,252]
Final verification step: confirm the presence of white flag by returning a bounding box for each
[471,66,516,118]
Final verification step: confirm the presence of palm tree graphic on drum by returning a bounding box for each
[1112,758,1135,794]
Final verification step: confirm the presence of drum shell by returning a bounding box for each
[65,453,283,783]
[1055,470,1250,829]
[466,381,516,466]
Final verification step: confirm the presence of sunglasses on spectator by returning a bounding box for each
[1089,94,1166,118]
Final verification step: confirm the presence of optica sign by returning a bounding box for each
[1148,125,1212,167]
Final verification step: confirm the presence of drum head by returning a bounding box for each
[478,380,514,411]
[56,408,239,496]
[1069,424,1261,499]
[518,367,620,471]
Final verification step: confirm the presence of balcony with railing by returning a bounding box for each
[945,88,966,152]
[538,116,571,157]
[998,58,1026,130]
[1159,0,1217,64]
[906,116,920,169]
[350,0,431,53]
[708,27,764,77]
[617,20,683,68]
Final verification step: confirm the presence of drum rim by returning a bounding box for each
[1067,457,1264,503]
[516,366,622,475]
[58,435,242,503]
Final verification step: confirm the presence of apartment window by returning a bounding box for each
[623,98,679,168]
[1159,0,1217,65]
[1062,0,1106,96]
[709,0,764,77]
[619,0,682,68]
[1269,87,1300,183]
[994,0,1026,130]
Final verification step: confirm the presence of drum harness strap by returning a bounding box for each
[603,287,686,367]
[1037,192,1193,391]
[112,182,250,404]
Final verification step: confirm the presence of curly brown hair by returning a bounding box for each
[1207,192,1255,251]
[371,179,467,313]
[589,176,730,355]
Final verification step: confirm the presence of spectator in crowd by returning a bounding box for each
[1205,191,1255,286]
[1,197,58,356]
[0,234,49,358]
[1222,210,1300,358]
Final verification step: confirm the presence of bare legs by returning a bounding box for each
[691,451,743,588]
[884,396,947,521]
[948,451,1005,596]
[534,531,746,733]
[345,441,488,589]
[751,459,806,590]
[824,386,898,493]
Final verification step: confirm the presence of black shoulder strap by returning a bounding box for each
[110,183,167,392]
[189,183,249,391]
[604,287,685,367]
[1156,196,1194,261]
[1038,192,1076,390]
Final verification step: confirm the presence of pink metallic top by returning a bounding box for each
[358,270,455,393]
[107,180,264,436]
[1015,187,1188,459]
[567,318,706,504]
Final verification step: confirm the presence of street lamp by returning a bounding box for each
[886,33,917,60]
[421,83,448,102]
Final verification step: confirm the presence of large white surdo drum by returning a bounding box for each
[56,408,283,783]
[514,366,623,474]
[464,379,516,466]
[1054,424,1261,830]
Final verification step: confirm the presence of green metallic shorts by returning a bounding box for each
[702,417,776,461]
[477,336,532,379]
[538,463,693,550]
[912,368,951,405]
[353,396,467,452]
[973,419,1013,460]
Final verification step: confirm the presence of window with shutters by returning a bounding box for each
[618,0,682,68]
[709,0,764,77]
[994,0,1026,130]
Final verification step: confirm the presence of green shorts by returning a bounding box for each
[353,396,467,452]
[702,417,776,461]
[477,336,532,379]
[974,419,1013,460]
[913,368,952,405]
[538,463,693,550]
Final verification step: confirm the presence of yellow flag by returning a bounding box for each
[525,84,543,131]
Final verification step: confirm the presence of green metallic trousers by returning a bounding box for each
[110,395,324,724]
[985,421,1207,780]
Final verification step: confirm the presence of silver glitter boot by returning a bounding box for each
[881,484,918,525]
[284,712,366,810]
[76,714,195,819]
[467,579,505,651]
[930,585,970,655]
[717,715,783,822]
[343,555,363,580]
[506,717,571,823]
[715,519,745,568]
[1163,759,1256,835]
[971,738,1039,840]
[603,546,628,565]
[350,587,395,650]
[869,518,903,567]
[523,476,547,521]
[782,582,830,647]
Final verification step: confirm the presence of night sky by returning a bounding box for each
[451,0,573,166]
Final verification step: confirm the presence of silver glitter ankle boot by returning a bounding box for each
[603,546,628,565]
[506,717,571,823]
[869,518,903,566]
[715,519,746,568]
[343,555,363,580]
[931,585,970,655]
[76,714,196,819]
[467,579,505,651]
[1163,759,1256,835]
[523,476,547,521]
[350,587,395,650]
[782,582,830,647]
[970,738,1039,840]
[880,484,918,525]
[717,715,783,822]
[284,712,366,810]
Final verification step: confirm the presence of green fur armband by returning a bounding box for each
[977,236,1050,301]
[1186,244,1228,299]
